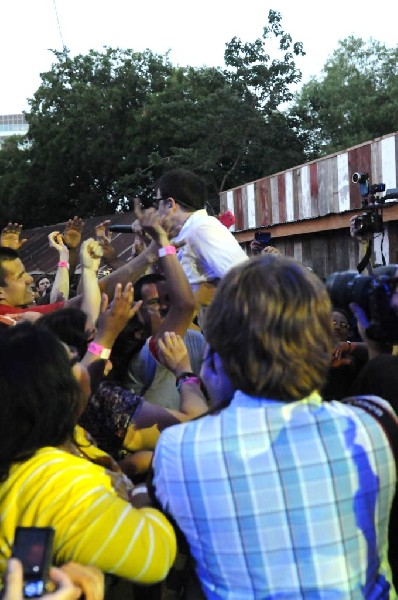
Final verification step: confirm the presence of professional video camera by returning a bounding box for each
[326,267,398,343]
[351,172,386,236]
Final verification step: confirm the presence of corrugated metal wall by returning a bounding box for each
[220,132,398,231]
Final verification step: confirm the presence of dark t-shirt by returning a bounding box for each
[349,354,398,413]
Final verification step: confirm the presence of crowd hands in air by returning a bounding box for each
[0,168,397,599]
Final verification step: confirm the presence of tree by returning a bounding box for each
[0,11,307,226]
[289,37,398,157]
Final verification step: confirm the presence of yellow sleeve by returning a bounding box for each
[0,450,176,584]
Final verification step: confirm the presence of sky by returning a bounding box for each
[1,0,397,115]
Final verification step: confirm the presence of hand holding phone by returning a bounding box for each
[11,527,54,598]
[254,231,271,248]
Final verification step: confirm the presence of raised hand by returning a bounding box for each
[95,220,112,244]
[1,223,27,250]
[134,198,169,246]
[63,216,85,250]
[96,282,142,345]
[48,231,69,262]
[158,331,192,376]
[80,238,103,272]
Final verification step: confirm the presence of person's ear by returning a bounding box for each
[0,286,6,301]
[167,197,177,211]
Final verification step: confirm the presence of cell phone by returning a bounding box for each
[12,527,55,598]
[255,231,271,247]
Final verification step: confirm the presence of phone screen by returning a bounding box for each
[12,527,54,598]
[255,232,271,247]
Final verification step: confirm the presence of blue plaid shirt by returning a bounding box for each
[153,391,396,599]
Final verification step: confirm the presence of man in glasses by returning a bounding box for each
[153,169,248,320]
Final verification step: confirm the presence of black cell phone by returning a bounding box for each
[12,527,55,598]
[254,231,271,247]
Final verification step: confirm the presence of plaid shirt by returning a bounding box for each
[153,391,396,599]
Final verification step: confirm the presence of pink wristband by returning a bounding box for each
[158,245,176,258]
[87,342,111,360]
[58,260,69,269]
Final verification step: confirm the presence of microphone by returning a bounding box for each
[108,224,134,233]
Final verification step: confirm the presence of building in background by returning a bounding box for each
[0,114,28,148]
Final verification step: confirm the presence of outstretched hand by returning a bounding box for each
[1,223,27,250]
[96,282,142,344]
[157,331,192,376]
[63,216,85,250]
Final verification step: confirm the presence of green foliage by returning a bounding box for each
[0,11,307,227]
[290,37,398,157]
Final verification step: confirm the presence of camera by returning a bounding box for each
[12,527,54,598]
[326,268,398,343]
[351,173,386,236]
[353,210,383,236]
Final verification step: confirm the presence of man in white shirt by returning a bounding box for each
[154,169,248,312]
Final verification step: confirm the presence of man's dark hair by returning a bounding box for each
[0,246,20,286]
[134,273,166,302]
[154,169,207,212]
[37,307,89,359]
[0,322,81,481]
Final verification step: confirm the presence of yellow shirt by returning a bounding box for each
[0,446,176,584]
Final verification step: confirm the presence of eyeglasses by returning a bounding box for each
[333,321,350,329]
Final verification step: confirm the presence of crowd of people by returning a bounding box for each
[0,168,396,599]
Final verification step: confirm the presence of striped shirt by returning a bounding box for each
[153,391,396,599]
[0,446,176,583]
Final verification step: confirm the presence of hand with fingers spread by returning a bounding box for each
[80,238,103,273]
[0,223,27,250]
[96,282,142,347]
[158,331,192,376]
[3,558,82,600]
[63,216,85,250]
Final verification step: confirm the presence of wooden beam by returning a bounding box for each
[233,202,398,242]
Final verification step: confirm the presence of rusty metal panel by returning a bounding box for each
[381,135,397,195]
[234,188,244,230]
[255,178,270,226]
[277,174,287,223]
[270,176,279,224]
[317,158,334,216]
[219,191,228,213]
[247,183,256,229]
[337,153,350,212]
[310,163,319,217]
[292,169,300,221]
[348,144,371,209]
[285,171,294,222]
[241,186,249,230]
[300,165,312,219]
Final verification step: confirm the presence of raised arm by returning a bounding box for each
[79,238,103,326]
[135,199,195,340]
[62,216,85,281]
[48,231,70,303]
